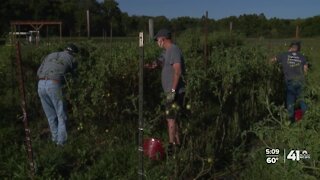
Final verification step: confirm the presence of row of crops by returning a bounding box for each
[0,31,320,179]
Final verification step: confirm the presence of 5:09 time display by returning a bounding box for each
[265,148,280,155]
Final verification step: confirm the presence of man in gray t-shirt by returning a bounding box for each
[272,41,308,122]
[159,43,186,94]
[146,29,186,155]
[37,43,78,146]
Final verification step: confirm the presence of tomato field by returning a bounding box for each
[1,31,320,179]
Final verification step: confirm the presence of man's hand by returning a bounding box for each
[144,61,158,69]
[166,91,176,103]
[270,56,277,63]
[304,64,308,74]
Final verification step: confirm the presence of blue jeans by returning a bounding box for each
[286,80,307,120]
[38,80,67,145]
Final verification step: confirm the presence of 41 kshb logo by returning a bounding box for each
[286,150,310,161]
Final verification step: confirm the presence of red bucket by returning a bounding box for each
[143,138,165,160]
[294,109,303,122]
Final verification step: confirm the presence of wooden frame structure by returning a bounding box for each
[10,20,62,44]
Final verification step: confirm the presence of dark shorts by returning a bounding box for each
[165,93,185,120]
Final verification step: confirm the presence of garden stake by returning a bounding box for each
[138,32,145,179]
[15,41,35,177]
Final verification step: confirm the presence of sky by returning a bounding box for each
[113,0,320,20]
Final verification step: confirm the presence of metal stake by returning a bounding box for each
[138,32,145,179]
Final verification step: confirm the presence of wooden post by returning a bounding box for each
[10,24,15,45]
[295,25,299,39]
[110,21,113,44]
[148,19,154,42]
[229,21,233,34]
[60,22,62,42]
[36,30,39,47]
[204,11,208,67]
[15,41,35,178]
[102,29,105,43]
[18,25,21,42]
[87,10,90,39]
[110,21,113,51]
[46,25,49,45]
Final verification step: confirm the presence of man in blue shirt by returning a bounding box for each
[37,44,78,146]
[272,41,308,122]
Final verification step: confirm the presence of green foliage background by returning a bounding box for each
[1,0,320,38]
[0,33,319,179]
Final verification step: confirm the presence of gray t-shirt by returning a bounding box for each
[159,44,185,93]
[37,51,77,81]
[276,51,307,82]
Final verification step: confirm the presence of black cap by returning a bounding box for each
[289,41,301,51]
[65,43,79,54]
[154,29,172,41]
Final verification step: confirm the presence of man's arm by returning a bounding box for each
[304,64,308,74]
[70,57,78,76]
[37,55,48,78]
[270,53,283,64]
[144,59,162,69]
[172,63,182,90]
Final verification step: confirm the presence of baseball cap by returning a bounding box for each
[65,43,79,54]
[154,29,172,41]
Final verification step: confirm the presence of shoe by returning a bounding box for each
[55,143,64,148]
[167,143,174,157]
[167,143,181,157]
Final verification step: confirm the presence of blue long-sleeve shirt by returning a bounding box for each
[37,51,77,82]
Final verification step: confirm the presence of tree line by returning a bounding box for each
[1,0,320,38]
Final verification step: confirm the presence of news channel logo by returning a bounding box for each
[265,148,311,164]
